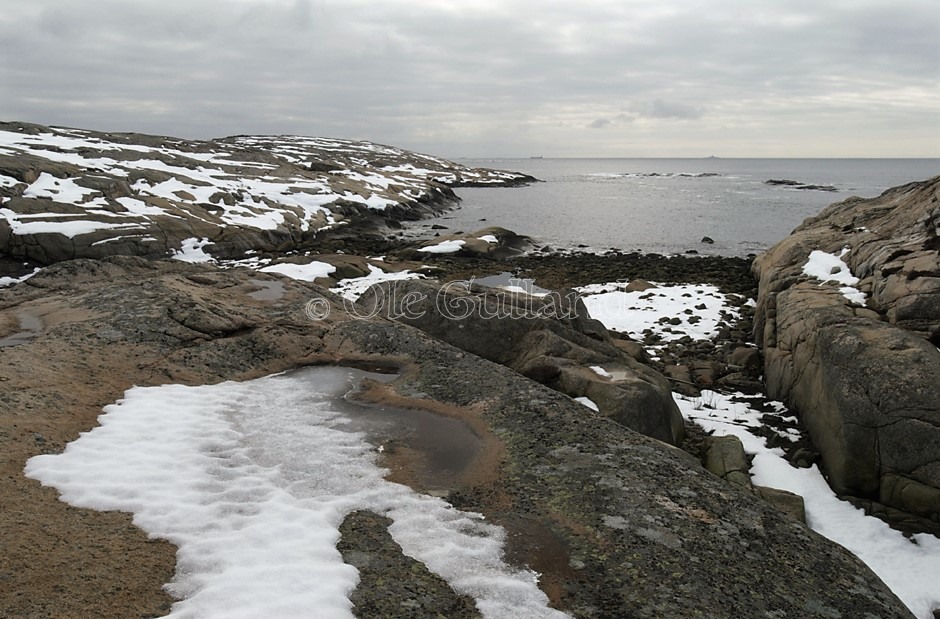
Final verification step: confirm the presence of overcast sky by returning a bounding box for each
[1,0,938,158]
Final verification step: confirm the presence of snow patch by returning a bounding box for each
[674,391,940,618]
[578,282,736,344]
[172,238,215,263]
[0,208,144,238]
[0,267,41,288]
[24,368,571,619]
[23,172,107,207]
[574,396,599,411]
[116,196,173,217]
[330,264,423,301]
[260,261,337,282]
[0,174,21,188]
[802,248,867,306]
[418,239,466,254]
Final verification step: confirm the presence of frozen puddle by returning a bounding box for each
[0,313,43,348]
[246,278,286,302]
[26,366,569,619]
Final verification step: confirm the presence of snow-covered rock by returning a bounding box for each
[0,121,533,264]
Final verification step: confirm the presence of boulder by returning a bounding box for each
[728,345,762,374]
[756,486,807,523]
[358,278,685,445]
[753,176,940,526]
[624,278,657,292]
[703,435,752,491]
[611,337,653,364]
[663,364,699,397]
[702,435,807,523]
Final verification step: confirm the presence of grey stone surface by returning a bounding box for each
[1,257,914,617]
[753,176,940,528]
[703,435,752,491]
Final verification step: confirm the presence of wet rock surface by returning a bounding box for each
[764,179,839,192]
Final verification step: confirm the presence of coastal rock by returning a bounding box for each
[755,486,807,523]
[728,345,762,374]
[0,257,912,617]
[764,179,838,192]
[701,435,807,523]
[337,511,480,618]
[358,278,685,445]
[703,435,752,490]
[623,277,657,292]
[753,176,940,528]
[404,226,537,260]
[0,121,534,265]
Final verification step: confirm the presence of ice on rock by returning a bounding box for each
[25,367,571,619]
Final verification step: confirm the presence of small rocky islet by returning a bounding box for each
[1,121,938,618]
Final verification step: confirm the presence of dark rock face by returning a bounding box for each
[765,179,838,192]
[358,278,685,446]
[753,176,940,532]
[337,511,480,619]
[0,121,534,265]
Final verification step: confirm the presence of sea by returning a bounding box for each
[424,158,939,257]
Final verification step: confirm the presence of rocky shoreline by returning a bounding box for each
[0,257,912,618]
[1,123,937,618]
[0,121,536,266]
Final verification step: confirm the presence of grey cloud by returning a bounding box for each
[646,100,704,120]
[588,113,634,129]
[0,0,936,157]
